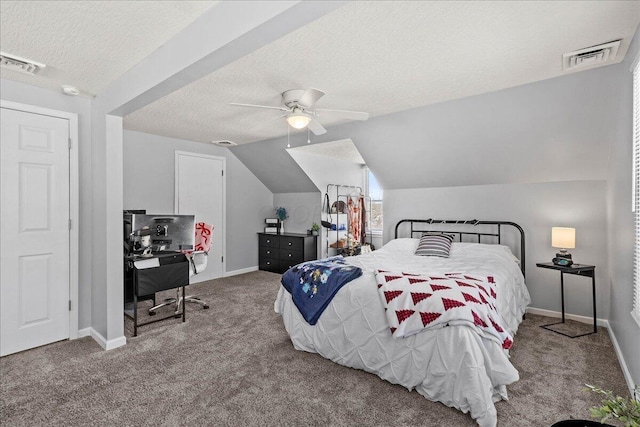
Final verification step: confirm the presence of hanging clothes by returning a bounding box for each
[348,196,362,243]
[359,196,367,244]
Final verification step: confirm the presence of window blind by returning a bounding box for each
[633,55,640,327]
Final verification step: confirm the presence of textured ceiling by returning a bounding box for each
[287,139,365,165]
[0,1,217,96]
[124,0,639,144]
[1,1,638,145]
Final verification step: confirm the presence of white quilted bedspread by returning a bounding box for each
[274,239,531,427]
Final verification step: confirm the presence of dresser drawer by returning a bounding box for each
[259,234,279,248]
[259,257,280,273]
[259,246,278,258]
[279,248,303,264]
[280,236,302,251]
[281,259,300,272]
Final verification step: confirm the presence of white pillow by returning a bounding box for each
[379,238,419,253]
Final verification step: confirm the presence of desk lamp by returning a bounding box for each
[552,227,575,266]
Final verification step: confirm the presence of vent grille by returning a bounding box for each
[210,140,237,147]
[562,40,621,71]
[0,52,46,75]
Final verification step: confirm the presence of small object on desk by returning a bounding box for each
[536,262,596,338]
[265,218,280,225]
[552,257,573,266]
[264,226,279,233]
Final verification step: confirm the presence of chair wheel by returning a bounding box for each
[148,311,156,316]
[203,305,210,309]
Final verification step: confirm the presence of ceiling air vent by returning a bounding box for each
[0,52,46,75]
[210,140,237,147]
[562,40,621,71]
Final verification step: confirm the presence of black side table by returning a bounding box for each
[536,262,597,338]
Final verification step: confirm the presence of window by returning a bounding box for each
[633,54,640,327]
[365,168,383,234]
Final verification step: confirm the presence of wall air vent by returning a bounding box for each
[210,140,237,147]
[0,52,46,75]
[562,40,621,72]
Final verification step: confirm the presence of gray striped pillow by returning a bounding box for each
[414,234,455,257]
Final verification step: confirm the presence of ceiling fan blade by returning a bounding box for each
[297,88,325,109]
[251,113,289,130]
[230,102,289,112]
[308,119,327,136]
[314,109,369,121]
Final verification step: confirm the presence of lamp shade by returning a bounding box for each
[551,227,575,249]
[286,114,310,129]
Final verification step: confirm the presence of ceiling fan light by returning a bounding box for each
[286,114,310,129]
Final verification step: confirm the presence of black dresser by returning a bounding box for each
[258,232,317,274]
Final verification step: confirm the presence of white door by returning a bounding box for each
[175,151,225,281]
[0,107,70,356]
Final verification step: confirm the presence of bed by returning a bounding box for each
[274,219,531,427]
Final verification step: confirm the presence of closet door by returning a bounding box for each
[175,151,225,281]
[1,107,70,356]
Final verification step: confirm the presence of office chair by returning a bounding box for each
[148,222,214,315]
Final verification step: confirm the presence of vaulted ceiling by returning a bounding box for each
[1,1,638,147]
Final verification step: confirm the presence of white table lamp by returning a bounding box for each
[552,227,575,265]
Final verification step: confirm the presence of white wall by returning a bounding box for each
[0,79,93,330]
[385,180,609,319]
[272,192,321,235]
[123,130,273,274]
[606,30,640,392]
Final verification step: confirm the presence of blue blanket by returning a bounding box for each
[281,256,363,325]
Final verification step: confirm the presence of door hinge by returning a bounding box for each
[221,170,224,176]
[69,300,72,311]
[68,138,72,150]
[221,256,224,262]
[68,219,72,230]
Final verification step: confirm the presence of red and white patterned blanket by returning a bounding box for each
[374,270,513,349]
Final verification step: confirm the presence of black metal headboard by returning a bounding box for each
[394,219,526,277]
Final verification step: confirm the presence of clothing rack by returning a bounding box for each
[324,184,372,257]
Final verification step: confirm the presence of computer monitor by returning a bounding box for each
[124,213,195,253]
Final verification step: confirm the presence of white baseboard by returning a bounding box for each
[224,266,259,277]
[526,306,608,328]
[82,327,126,351]
[77,327,92,338]
[605,321,636,397]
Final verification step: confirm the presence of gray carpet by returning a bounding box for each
[0,271,629,426]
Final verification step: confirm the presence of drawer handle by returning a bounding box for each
[266,239,271,244]
[288,242,292,246]
[288,253,292,257]
[266,250,271,255]
[266,261,271,265]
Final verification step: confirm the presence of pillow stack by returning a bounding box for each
[414,234,455,257]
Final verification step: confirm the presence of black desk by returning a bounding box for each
[536,262,597,338]
[124,252,189,336]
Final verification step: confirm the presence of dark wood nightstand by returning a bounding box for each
[536,262,596,338]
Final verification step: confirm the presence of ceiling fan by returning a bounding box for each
[230,88,369,136]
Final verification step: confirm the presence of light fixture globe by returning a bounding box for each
[286,114,310,129]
